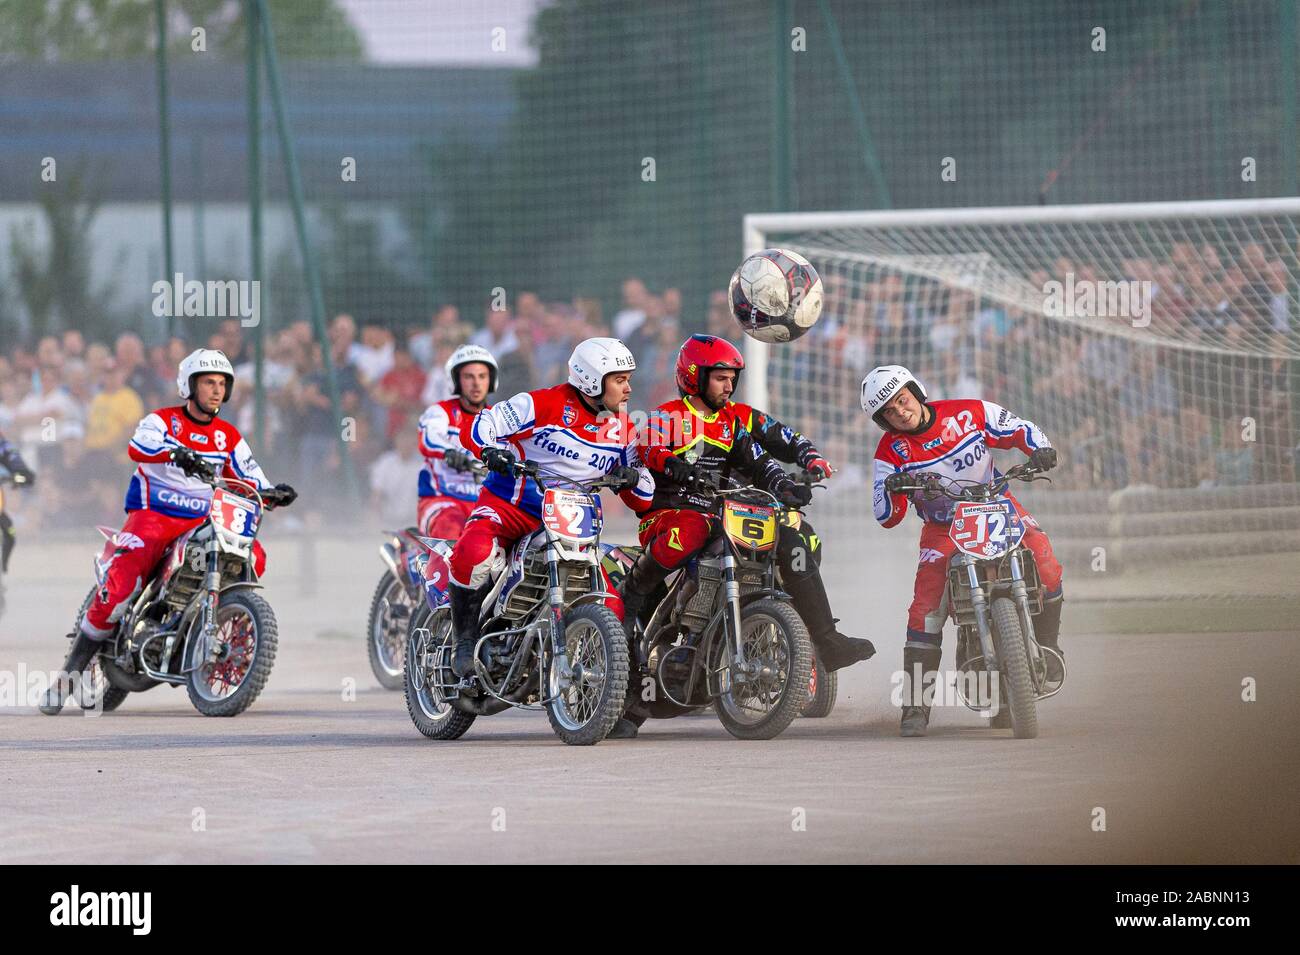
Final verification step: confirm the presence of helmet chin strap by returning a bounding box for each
[184,398,219,424]
[902,403,934,435]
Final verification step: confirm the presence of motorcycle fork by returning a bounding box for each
[546,543,570,677]
[958,552,998,670]
[200,534,222,654]
[721,548,747,672]
[1006,552,1043,676]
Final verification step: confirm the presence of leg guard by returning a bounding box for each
[38,633,103,715]
[900,644,942,737]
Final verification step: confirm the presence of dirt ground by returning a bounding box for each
[1,526,1296,864]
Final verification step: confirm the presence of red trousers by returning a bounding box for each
[636,509,715,569]
[84,509,267,637]
[906,512,1062,646]
[417,495,475,539]
[449,489,623,618]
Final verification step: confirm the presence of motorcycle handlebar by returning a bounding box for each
[890,462,1046,500]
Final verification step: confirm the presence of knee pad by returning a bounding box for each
[450,536,503,589]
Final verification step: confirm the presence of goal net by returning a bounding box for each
[742,199,1300,580]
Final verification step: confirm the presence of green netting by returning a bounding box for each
[1,0,1297,526]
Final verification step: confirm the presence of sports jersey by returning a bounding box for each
[640,396,787,512]
[417,397,482,502]
[462,383,653,517]
[125,406,271,519]
[872,398,1050,527]
[729,401,821,468]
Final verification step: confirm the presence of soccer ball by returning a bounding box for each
[728,248,824,344]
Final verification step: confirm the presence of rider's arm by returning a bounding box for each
[418,403,453,460]
[741,406,822,469]
[980,400,1052,456]
[638,408,677,473]
[617,437,656,514]
[127,412,176,464]
[729,424,788,494]
[872,437,909,528]
[463,391,535,456]
[223,437,272,490]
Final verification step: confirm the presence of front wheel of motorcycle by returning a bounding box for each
[800,648,837,718]
[991,597,1038,739]
[405,606,476,740]
[712,598,812,740]
[185,589,277,717]
[545,604,629,746]
[367,569,412,690]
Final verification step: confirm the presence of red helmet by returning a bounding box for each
[675,334,745,397]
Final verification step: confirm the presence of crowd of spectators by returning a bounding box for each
[4,245,1297,537]
[774,241,1298,492]
[0,279,689,532]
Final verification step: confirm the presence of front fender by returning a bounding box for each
[219,581,264,596]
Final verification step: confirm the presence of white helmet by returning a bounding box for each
[445,344,498,395]
[861,364,928,429]
[567,337,636,397]
[177,348,235,403]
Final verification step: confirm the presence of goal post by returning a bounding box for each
[741,198,1300,574]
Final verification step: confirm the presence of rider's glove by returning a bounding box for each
[803,455,833,481]
[271,483,298,506]
[1028,447,1058,472]
[773,479,813,508]
[443,449,475,472]
[606,466,640,494]
[170,447,210,478]
[663,455,712,490]
[883,471,911,494]
[0,441,34,485]
[481,446,517,477]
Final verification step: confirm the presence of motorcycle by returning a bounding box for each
[367,460,485,690]
[890,462,1063,739]
[0,461,33,622]
[59,455,294,716]
[625,477,814,741]
[404,460,631,746]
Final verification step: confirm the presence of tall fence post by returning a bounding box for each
[255,0,358,502]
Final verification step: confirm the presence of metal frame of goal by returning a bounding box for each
[740,197,1300,575]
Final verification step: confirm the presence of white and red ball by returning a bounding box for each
[728,248,824,344]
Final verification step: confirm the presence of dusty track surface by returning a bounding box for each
[2,529,1296,864]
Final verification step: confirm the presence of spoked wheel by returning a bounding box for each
[404,607,476,740]
[800,648,837,719]
[991,597,1038,739]
[367,570,415,690]
[711,598,812,740]
[545,604,629,746]
[185,590,277,717]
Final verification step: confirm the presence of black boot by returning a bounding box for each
[783,571,875,671]
[900,644,942,737]
[1036,596,1064,685]
[618,550,670,633]
[38,632,102,715]
[449,582,490,679]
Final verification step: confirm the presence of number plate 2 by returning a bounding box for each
[541,489,602,544]
[949,499,1023,559]
[723,500,777,552]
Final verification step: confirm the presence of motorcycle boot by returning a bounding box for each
[1036,595,1064,688]
[38,632,103,715]
[900,643,942,737]
[449,581,491,679]
[617,549,670,635]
